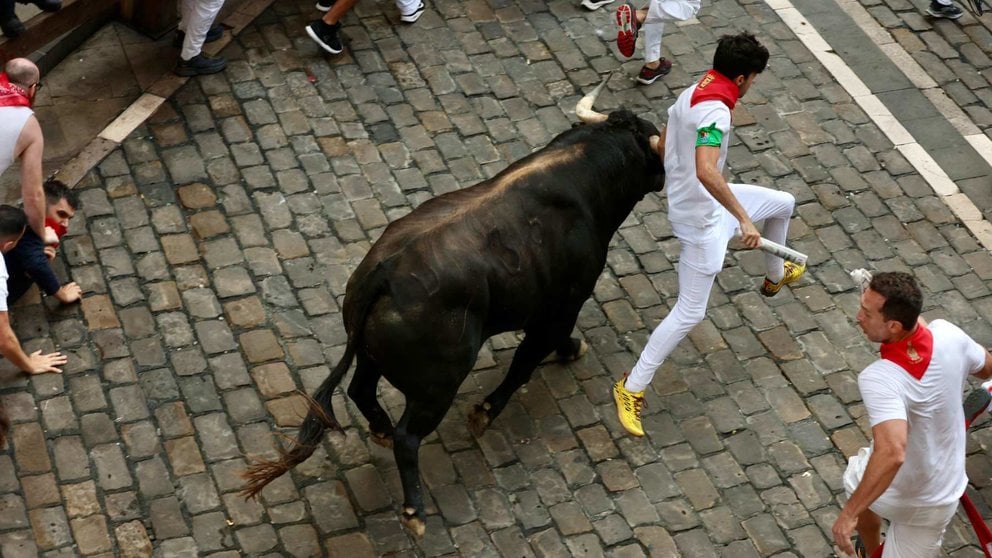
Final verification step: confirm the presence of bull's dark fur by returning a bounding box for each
[243,110,663,533]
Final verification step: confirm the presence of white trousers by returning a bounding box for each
[843,447,958,558]
[396,0,421,16]
[642,0,699,62]
[625,183,795,392]
[179,0,226,60]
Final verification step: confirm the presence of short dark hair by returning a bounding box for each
[44,180,80,210]
[869,271,922,331]
[713,32,770,81]
[0,205,27,239]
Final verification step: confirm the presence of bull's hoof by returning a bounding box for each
[557,338,588,362]
[467,402,492,437]
[370,431,393,449]
[401,508,426,538]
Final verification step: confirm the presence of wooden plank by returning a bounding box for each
[52,137,117,189]
[0,0,119,61]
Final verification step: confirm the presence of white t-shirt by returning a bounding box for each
[0,106,33,177]
[0,251,9,312]
[859,319,986,508]
[664,83,732,227]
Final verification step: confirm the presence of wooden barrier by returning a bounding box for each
[0,0,119,61]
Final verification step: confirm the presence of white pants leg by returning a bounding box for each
[395,0,421,17]
[181,0,226,61]
[642,0,699,63]
[843,447,958,558]
[625,183,794,392]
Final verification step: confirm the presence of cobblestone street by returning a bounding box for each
[4,0,992,555]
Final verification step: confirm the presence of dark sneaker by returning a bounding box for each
[316,0,334,11]
[581,0,614,10]
[927,1,964,18]
[637,59,672,85]
[965,386,992,426]
[399,2,426,23]
[0,16,24,38]
[30,0,62,11]
[305,20,343,54]
[615,2,639,58]
[175,53,227,76]
[173,23,225,48]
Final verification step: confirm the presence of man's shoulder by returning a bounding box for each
[8,230,43,255]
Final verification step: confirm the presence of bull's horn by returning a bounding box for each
[576,71,613,124]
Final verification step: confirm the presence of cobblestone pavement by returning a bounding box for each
[4,0,992,555]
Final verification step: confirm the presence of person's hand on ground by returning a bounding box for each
[24,350,66,374]
[53,282,81,304]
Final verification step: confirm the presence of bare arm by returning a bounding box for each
[974,351,992,380]
[0,311,66,374]
[15,116,46,239]
[695,145,759,248]
[831,419,907,555]
[655,126,667,161]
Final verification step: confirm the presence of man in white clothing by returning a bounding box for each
[615,0,700,85]
[612,32,805,437]
[0,58,46,241]
[832,272,992,558]
[175,0,227,76]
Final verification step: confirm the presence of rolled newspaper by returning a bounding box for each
[850,268,872,294]
[734,234,808,265]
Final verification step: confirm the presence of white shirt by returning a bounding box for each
[859,319,986,507]
[0,251,9,312]
[0,106,33,177]
[664,84,732,227]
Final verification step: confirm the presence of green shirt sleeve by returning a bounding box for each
[695,123,723,147]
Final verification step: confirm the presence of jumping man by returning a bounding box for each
[613,32,805,437]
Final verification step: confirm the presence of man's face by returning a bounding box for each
[47,198,75,228]
[857,288,897,343]
[737,73,758,97]
[0,226,26,254]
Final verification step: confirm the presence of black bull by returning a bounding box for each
[242,87,665,536]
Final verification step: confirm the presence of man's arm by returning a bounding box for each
[831,419,907,555]
[15,117,46,239]
[695,145,760,248]
[0,311,66,374]
[974,351,992,380]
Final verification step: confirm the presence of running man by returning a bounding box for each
[615,0,700,84]
[613,32,804,437]
[832,272,992,558]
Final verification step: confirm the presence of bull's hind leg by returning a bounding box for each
[555,336,588,361]
[469,325,568,437]
[393,393,455,537]
[346,357,394,448]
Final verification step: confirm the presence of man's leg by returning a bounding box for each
[855,509,883,557]
[306,0,360,55]
[729,183,797,284]
[181,0,225,61]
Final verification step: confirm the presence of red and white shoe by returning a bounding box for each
[615,2,639,58]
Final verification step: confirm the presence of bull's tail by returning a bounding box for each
[241,339,356,498]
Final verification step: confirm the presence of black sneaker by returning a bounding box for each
[636,59,672,85]
[316,0,334,11]
[305,20,343,54]
[175,53,227,76]
[399,2,426,22]
[0,16,24,38]
[927,1,964,18]
[173,23,225,48]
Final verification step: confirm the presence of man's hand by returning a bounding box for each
[831,511,858,556]
[53,283,81,304]
[43,245,56,262]
[738,218,761,249]
[24,350,66,374]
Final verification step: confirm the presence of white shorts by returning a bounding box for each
[843,447,959,558]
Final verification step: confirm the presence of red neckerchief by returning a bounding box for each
[880,324,933,380]
[45,218,67,239]
[690,69,740,110]
[0,73,31,108]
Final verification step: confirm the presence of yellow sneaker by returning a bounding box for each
[613,376,646,437]
[760,261,806,297]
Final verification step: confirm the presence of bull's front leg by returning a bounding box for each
[393,428,427,537]
[469,328,569,437]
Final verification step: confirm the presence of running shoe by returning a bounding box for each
[581,0,615,10]
[760,261,806,297]
[613,375,646,437]
[615,2,639,58]
[316,0,334,11]
[400,2,426,22]
[306,20,343,54]
[927,1,965,18]
[637,59,672,85]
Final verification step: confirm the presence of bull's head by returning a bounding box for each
[576,73,662,154]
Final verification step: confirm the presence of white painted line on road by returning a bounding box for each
[762,0,992,251]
